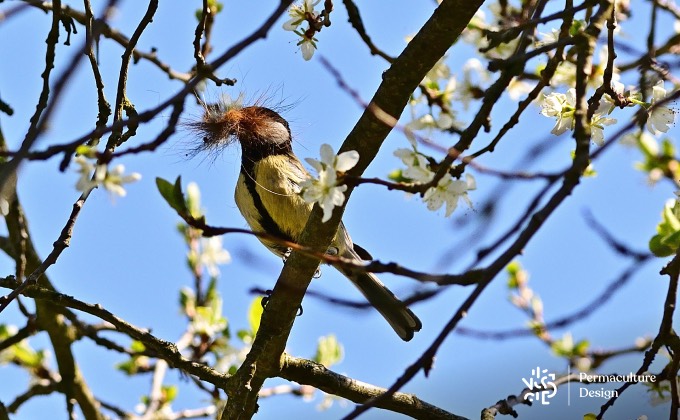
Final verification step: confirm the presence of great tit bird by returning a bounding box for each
[192,104,421,341]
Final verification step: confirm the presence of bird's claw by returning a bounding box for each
[260,289,273,308]
[260,289,303,316]
[282,247,292,263]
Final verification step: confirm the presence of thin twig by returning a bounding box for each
[597,247,680,418]
[342,0,394,62]
[0,192,90,314]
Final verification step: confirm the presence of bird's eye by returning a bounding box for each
[326,247,339,256]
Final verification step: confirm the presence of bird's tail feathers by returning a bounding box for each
[341,268,422,341]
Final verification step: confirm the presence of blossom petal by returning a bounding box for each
[300,41,316,61]
[566,88,576,106]
[652,80,667,102]
[465,174,476,190]
[551,116,571,135]
[283,18,300,31]
[444,196,459,217]
[436,112,454,129]
[319,144,335,166]
[335,150,359,172]
[305,157,323,173]
[591,127,605,146]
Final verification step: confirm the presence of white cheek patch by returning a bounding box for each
[258,121,290,143]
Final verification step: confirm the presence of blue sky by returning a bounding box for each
[0,1,677,419]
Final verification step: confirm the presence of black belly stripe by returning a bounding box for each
[241,158,294,255]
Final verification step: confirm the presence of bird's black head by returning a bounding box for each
[187,104,293,161]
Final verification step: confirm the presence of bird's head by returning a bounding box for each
[187,103,292,159]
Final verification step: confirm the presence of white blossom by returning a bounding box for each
[200,236,231,277]
[407,111,459,132]
[551,61,577,87]
[283,0,320,60]
[298,36,317,61]
[647,80,675,135]
[436,111,455,129]
[540,89,575,135]
[186,182,203,218]
[74,156,97,193]
[535,28,561,47]
[423,57,450,85]
[98,164,142,197]
[647,167,664,185]
[541,89,617,144]
[598,80,626,115]
[458,58,489,110]
[406,114,436,131]
[283,0,319,31]
[620,130,658,155]
[461,10,487,46]
[73,156,141,197]
[306,143,359,173]
[507,77,535,100]
[301,144,359,222]
[423,174,476,217]
[590,114,617,146]
[440,76,457,102]
[393,147,434,183]
[302,169,346,223]
[190,298,227,338]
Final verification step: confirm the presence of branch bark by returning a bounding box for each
[220,1,484,418]
[281,355,467,419]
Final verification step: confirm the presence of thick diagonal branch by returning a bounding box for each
[220,1,484,419]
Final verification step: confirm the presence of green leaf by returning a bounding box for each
[115,358,138,375]
[179,287,196,317]
[650,200,680,256]
[662,202,680,232]
[506,261,521,276]
[195,1,223,21]
[156,176,188,215]
[551,333,575,357]
[663,230,680,247]
[569,20,585,36]
[237,329,253,344]
[662,138,675,157]
[163,385,178,403]
[650,234,675,257]
[13,347,45,368]
[75,144,97,158]
[574,339,590,356]
[314,335,343,368]
[528,320,545,336]
[192,302,227,337]
[506,261,521,288]
[387,169,411,183]
[130,341,146,353]
[115,353,149,375]
[205,277,218,306]
[248,297,264,335]
[0,324,14,340]
[583,414,597,420]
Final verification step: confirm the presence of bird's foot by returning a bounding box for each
[282,247,292,263]
[260,289,303,316]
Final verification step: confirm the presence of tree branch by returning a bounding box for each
[220,1,485,418]
[281,354,467,420]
